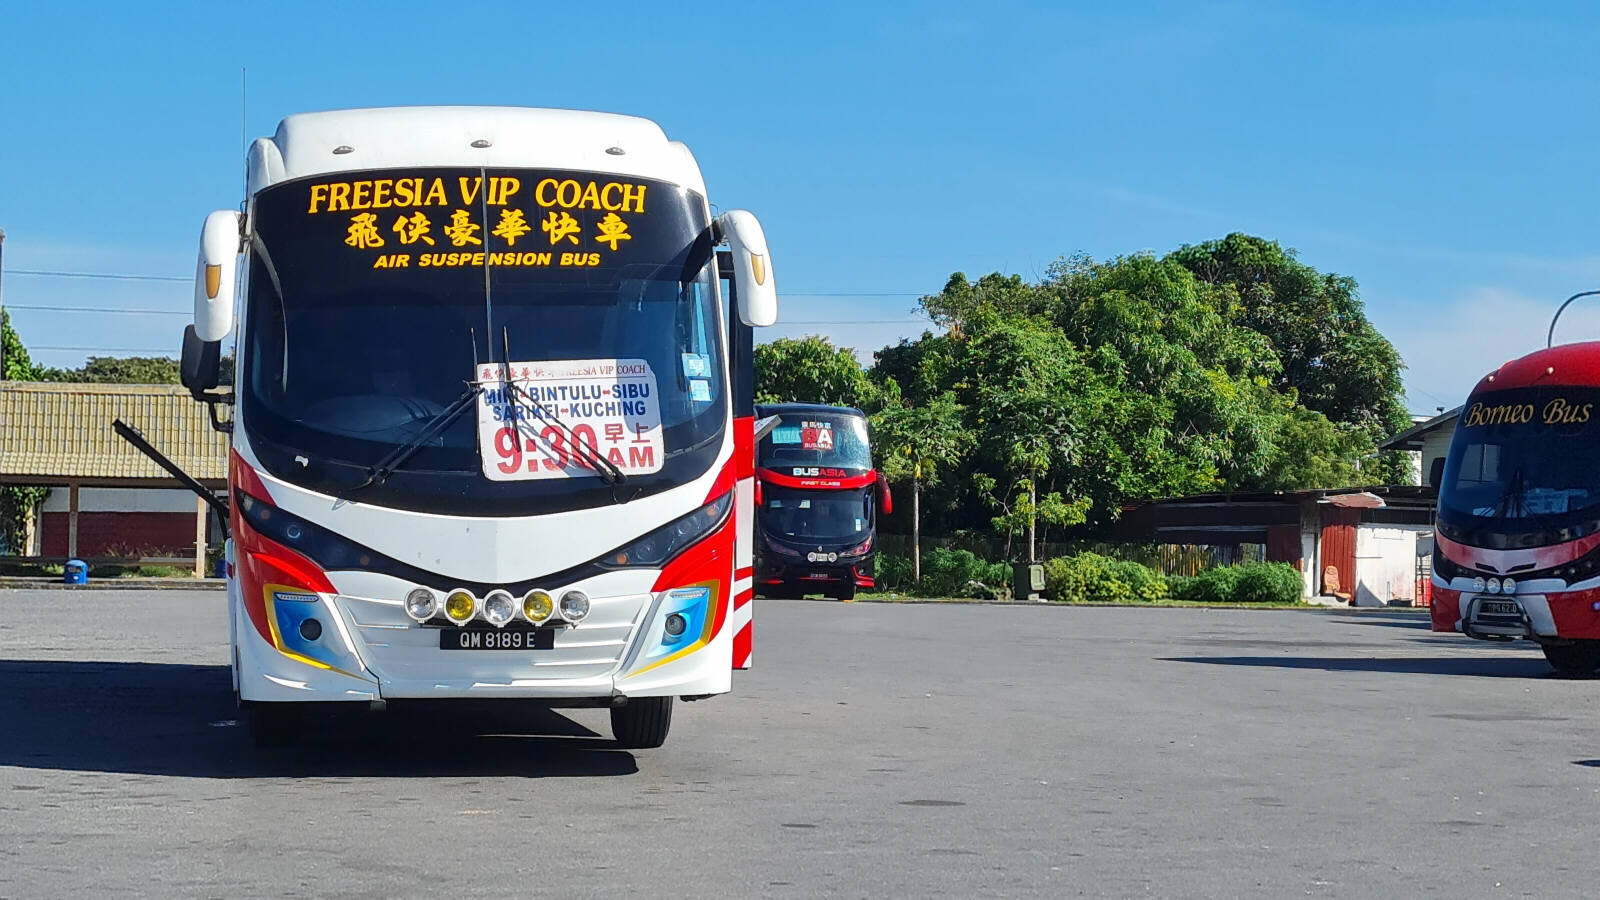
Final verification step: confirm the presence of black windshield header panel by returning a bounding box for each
[240,167,724,516]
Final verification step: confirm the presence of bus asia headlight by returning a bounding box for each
[597,492,732,569]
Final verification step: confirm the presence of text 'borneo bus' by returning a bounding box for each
[179,107,778,748]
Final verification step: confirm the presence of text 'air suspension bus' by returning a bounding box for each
[1430,335,1600,675]
[180,107,777,747]
[753,404,890,601]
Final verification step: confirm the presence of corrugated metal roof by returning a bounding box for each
[0,381,228,482]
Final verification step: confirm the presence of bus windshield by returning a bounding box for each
[240,167,725,516]
[1438,386,1600,548]
[762,486,873,543]
[758,411,872,472]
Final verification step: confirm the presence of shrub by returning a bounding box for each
[876,554,914,592]
[1173,562,1302,604]
[1043,552,1167,603]
[920,548,1011,599]
[1231,561,1303,604]
[1166,575,1199,602]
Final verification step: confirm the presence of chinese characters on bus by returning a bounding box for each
[475,358,665,481]
[305,175,648,270]
[800,420,835,451]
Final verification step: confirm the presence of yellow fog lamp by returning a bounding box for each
[444,589,478,625]
[522,589,555,624]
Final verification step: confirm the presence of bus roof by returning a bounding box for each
[756,403,867,419]
[247,106,705,197]
[1473,341,1600,393]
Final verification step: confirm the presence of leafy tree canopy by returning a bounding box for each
[754,336,878,409]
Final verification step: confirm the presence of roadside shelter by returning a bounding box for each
[1114,486,1436,606]
[0,381,227,574]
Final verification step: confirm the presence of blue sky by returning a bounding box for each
[3,1,1598,414]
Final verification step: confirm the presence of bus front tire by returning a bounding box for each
[611,697,673,749]
[837,582,857,602]
[1541,641,1600,676]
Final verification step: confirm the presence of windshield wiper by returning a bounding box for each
[498,329,627,486]
[1493,467,1527,519]
[349,384,483,492]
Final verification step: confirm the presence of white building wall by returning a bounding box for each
[1354,525,1430,607]
[1421,424,1456,485]
[40,488,200,514]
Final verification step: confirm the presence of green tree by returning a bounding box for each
[2,308,35,380]
[0,309,46,554]
[755,336,877,408]
[1168,233,1412,484]
[36,355,181,384]
[874,392,972,581]
[963,317,1094,561]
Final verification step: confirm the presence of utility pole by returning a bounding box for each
[1,227,8,382]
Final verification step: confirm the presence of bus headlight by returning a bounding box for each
[522,589,554,624]
[444,589,478,625]
[559,590,590,622]
[596,492,733,569]
[1486,578,1502,594]
[647,586,711,659]
[482,590,516,628]
[404,588,438,622]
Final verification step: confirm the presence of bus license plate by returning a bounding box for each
[1480,599,1520,616]
[439,628,556,651]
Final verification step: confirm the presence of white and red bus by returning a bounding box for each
[753,404,890,601]
[180,107,777,746]
[1430,338,1600,674]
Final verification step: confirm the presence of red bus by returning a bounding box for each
[754,404,891,601]
[1431,337,1600,674]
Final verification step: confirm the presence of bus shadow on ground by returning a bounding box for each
[1161,655,1560,679]
[0,659,639,778]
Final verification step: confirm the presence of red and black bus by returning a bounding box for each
[1431,339,1600,673]
[754,404,891,600]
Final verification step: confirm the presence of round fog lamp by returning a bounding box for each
[483,590,516,628]
[559,590,591,622]
[1472,577,1486,594]
[1501,577,1516,595]
[444,589,478,624]
[664,613,687,637]
[1487,578,1502,595]
[404,588,438,622]
[522,589,554,624]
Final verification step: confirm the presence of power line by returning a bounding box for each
[10,269,190,283]
[9,302,927,325]
[5,304,188,316]
[9,269,931,295]
[31,347,175,353]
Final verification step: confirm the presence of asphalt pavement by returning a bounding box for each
[2,590,1598,898]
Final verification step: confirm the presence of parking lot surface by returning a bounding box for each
[3,590,1597,898]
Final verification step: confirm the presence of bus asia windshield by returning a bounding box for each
[179,107,777,748]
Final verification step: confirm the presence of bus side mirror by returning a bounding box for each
[877,471,893,515]
[194,210,241,342]
[181,325,220,393]
[718,210,777,327]
[1428,457,1446,489]
[184,210,241,396]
